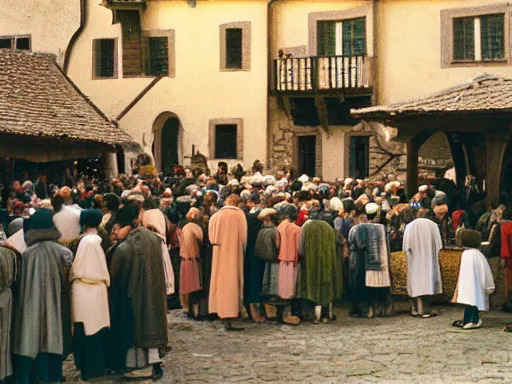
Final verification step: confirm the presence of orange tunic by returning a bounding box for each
[179,222,203,295]
[208,206,247,319]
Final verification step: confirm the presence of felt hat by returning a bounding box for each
[329,197,344,212]
[290,180,303,192]
[115,205,139,228]
[8,217,23,236]
[80,209,103,228]
[342,198,356,213]
[365,202,379,215]
[23,208,54,232]
[257,208,277,220]
[418,185,428,193]
[264,175,276,186]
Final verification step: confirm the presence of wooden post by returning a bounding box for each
[406,138,418,199]
[104,151,119,178]
[485,133,509,207]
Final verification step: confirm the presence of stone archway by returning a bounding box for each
[152,112,183,174]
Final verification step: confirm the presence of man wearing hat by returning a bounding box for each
[347,203,391,318]
[13,209,73,384]
[108,204,169,380]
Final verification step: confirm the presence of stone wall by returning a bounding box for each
[269,99,454,183]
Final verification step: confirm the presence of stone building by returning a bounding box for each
[268,0,512,183]
[64,0,270,174]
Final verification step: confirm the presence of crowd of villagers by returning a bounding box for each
[0,154,507,382]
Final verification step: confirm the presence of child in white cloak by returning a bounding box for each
[452,228,495,330]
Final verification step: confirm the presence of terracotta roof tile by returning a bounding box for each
[0,49,137,148]
[351,74,512,120]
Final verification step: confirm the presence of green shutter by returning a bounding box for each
[149,37,169,76]
[317,21,336,56]
[342,18,366,56]
[453,17,474,60]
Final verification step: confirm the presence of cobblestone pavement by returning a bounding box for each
[64,305,512,383]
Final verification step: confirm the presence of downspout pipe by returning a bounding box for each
[267,0,277,170]
[371,0,378,104]
[63,0,87,74]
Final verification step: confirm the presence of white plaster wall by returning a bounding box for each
[378,0,512,104]
[321,127,347,182]
[0,0,80,67]
[67,0,268,168]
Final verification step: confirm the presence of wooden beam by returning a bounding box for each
[485,132,510,207]
[314,95,330,137]
[406,138,418,199]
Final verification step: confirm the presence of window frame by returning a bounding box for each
[214,124,238,159]
[441,4,510,68]
[92,38,118,80]
[0,35,31,51]
[308,5,373,57]
[220,22,251,72]
[142,30,176,78]
[209,118,244,160]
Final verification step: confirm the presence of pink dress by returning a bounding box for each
[276,220,302,299]
[179,222,203,295]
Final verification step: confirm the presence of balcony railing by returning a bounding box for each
[273,55,371,93]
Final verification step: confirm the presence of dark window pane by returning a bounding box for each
[226,28,242,69]
[317,21,336,56]
[0,39,12,49]
[16,37,30,50]
[453,17,474,60]
[298,135,316,177]
[96,39,115,78]
[481,14,505,60]
[215,124,237,159]
[326,96,372,125]
[342,18,366,56]
[149,37,169,76]
[350,136,369,179]
[290,98,320,126]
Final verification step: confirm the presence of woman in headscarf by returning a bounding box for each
[178,208,203,319]
[69,209,110,380]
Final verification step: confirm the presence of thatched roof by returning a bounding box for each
[351,74,512,120]
[0,49,137,149]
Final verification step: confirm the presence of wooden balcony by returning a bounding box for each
[272,55,372,95]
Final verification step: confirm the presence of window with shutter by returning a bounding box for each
[481,14,505,60]
[342,18,366,56]
[317,21,336,56]
[453,17,475,60]
[148,37,169,76]
[226,28,243,69]
[215,124,237,159]
[94,39,116,78]
[116,10,142,77]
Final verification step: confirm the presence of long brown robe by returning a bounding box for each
[208,206,247,319]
